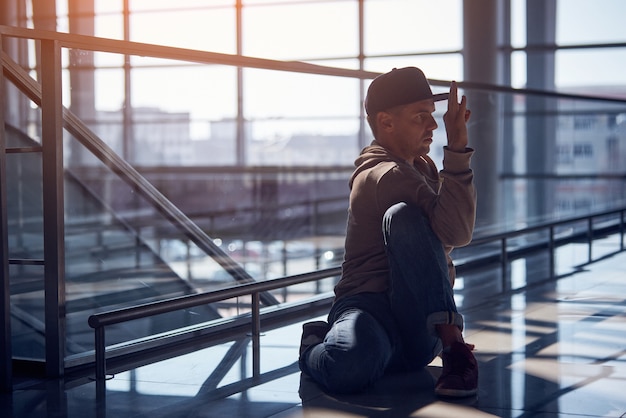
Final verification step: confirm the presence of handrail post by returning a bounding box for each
[41,38,66,379]
[619,210,626,251]
[251,292,261,378]
[549,226,555,280]
[95,326,106,380]
[501,237,508,292]
[587,216,593,263]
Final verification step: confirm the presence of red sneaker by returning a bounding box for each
[435,341,478,397]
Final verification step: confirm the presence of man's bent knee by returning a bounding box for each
[316,344,388,393]
[306,309,392,393]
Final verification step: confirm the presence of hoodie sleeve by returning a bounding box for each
[377,147,476,247]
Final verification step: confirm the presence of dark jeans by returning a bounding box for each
[300,202,464,394]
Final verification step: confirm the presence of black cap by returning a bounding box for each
[364,67,449,116]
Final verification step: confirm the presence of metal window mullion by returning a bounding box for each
[619,210,624,251]
[236,0,245,166]
[358,0,367,150]
[251,291,261,378]
[587,216,593,263]
[501,237,508,292]
[549,226,555,280]
[123,0,133,162]
[0,33,14,392]
[41,38,66,378]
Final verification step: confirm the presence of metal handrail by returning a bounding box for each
[0,25,380,81]
[88,267,340,380]
[471,206,626,245]
[87,205,625,380]
[469,207,626,291]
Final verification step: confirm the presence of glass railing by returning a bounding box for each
[461,86,626,232]
[1,26,374,370]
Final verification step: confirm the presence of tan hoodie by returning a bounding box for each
[334,141,476,301]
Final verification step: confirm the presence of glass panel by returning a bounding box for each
[511,50,526,88]
[11,263,46,360]
[468,88,626,234]
[242,1,358,60]
[130,60,237,120]
[56,1,69,33]
[95,12,124,40]
[6,152,43,262]
[92,51,124,72]
[244,69,360,119]
[556,49,626,89]
[243,0,312,4]
[94,67,125,112]
[62,126,352,361]
[510,0,526,48]
[131,65,237,165]
[130,0,234,11]
[96,0,123,14]
[557,0,626,45]
[82,59,236,165]
[129,6,236,53]
[137,165,351,293]
[555,98,626,175]
[6,133,45,360]
[63,132,236,360]
[364,0,462,56]
[243,68,361,165]
[4,82,42,144]
[246,119,360,166]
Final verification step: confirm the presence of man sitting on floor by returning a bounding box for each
[299,67,478,398]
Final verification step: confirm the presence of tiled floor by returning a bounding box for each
[3,249,626,417]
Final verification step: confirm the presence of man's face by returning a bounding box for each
[384,99,438,160]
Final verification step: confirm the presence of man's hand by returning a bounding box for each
[443,81,471,152]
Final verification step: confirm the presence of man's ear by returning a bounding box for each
[377,111,394,132]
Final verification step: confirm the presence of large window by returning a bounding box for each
[77,0,471,167]
[8,0,625,366]
[27,0,626,169]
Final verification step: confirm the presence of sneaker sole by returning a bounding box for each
[435,386,478,398]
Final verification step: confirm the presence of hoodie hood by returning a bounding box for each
[350,141,440,189]
[349,141,403,188]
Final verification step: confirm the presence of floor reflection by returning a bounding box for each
[4,250,626,418]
